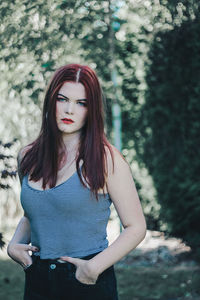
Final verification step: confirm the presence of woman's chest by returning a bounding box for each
[27,167,108,194]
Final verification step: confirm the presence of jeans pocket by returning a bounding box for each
[73,272,97,287]
[23,262,34,273]
[73,266,114,287]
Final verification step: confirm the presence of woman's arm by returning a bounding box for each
[7,216,39,267]
[88,147,147,274]
[7,147,39,267]
[8,147,31,247]
[60,146,146,284]
[8,216,31,246]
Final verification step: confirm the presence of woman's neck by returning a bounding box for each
[58,132,81,170]
[61,132,81,153]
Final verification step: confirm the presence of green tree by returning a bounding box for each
[137,18,200,257]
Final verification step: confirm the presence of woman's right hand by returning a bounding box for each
[7,243,39,269]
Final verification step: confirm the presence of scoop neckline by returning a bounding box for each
[24,169,109,196]
[25,169,78,193]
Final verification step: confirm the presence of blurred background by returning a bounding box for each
[0,0,200,299]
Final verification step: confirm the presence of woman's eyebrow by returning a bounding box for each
[57,93,87,101]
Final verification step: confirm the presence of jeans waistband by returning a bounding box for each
[32,251,102,265]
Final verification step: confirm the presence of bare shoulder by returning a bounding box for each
[17,145,32,163]
[17,145,32,188]
[104,144,130,177]
[104,145,146,233]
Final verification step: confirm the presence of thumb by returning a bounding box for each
[59,256,81,266]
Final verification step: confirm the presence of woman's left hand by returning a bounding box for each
[59,256,99,285]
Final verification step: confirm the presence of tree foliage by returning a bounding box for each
[137,18,200,256]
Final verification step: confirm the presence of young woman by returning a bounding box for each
[7,63,146,300]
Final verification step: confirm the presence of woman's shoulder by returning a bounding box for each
[17,144,32,164]
[17,144,33,186]
[104,143,129,176]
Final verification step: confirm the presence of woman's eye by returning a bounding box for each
[78,102,87,107]
[57,98,66,102]
[57,98,86,106]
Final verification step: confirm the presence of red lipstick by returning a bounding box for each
[61,118,74,124]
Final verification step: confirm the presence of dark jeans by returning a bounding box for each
[23,251,118,300]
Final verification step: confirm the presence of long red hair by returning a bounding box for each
[20,63,114,200]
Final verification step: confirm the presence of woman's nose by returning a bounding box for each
[65,101,75,114]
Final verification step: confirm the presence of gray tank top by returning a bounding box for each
[20,166,112,259]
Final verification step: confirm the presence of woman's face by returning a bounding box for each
[56,82,88,136]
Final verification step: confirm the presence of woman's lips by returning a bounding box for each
[62,120,74,124]
[61,118,74,124]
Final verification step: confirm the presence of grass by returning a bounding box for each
[0,257,199,300]
[115,265,200,300]
[0,258,25,300]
